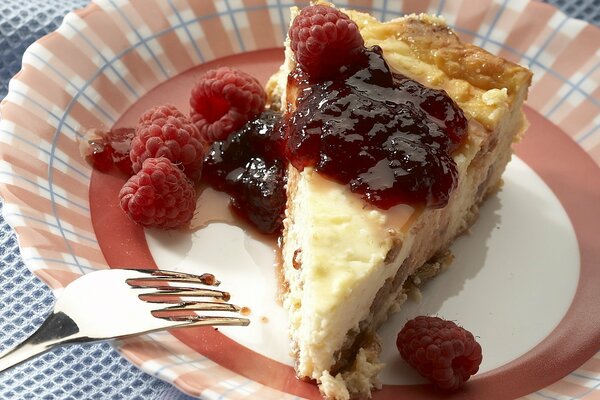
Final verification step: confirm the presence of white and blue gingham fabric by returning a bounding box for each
[0,0,598,399]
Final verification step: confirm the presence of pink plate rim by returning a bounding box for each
[0,0,599,399]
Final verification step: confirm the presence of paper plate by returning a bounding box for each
[1,0,599,399]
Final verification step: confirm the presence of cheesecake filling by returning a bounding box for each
[284,168,416,374]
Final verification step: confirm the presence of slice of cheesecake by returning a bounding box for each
[268,4,532,399]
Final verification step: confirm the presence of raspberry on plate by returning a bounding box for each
[130,105,205,182]
[396,316,483,390]
[289,4,365,80]
[119,157,196,229]
[189,67,266,144]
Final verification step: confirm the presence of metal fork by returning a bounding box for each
[0,268,250,373]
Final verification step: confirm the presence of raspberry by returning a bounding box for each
[289,5,364,80]
[189,67,266,144]
[119,157,196,229]
[396,316,482,390]
[130,105,205,182]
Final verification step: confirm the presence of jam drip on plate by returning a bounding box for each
[85,127,135,175]
[202,110,286,235]
[284,46,468,209]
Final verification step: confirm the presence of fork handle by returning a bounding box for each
[0,312,84,373]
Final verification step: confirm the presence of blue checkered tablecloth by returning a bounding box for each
[0,0,598,399]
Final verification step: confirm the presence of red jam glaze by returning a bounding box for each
[283,46,468,209]
[202,110,286,235]
[86,127,135,175]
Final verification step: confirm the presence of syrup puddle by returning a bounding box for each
[189,185,239,230]
[189,186,278,249]
[186,185,284,304]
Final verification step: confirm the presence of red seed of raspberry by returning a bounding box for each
[396,316,483,390]
[289,5,364,80]
[119,157,196,229]
[130,105,205,182]
[189,67,266,144]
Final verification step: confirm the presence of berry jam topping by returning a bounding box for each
[202,110,286,235]
[284,46,468,209]
[85,127,135,175]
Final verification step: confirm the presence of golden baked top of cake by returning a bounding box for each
[348,11,532,130]
[269,4,532,132]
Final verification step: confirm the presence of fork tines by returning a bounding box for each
[152,302,249,326]
[138,287,231,303]
[126,269,249,327]
[126,269,220,287]
[156,315,251,326]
